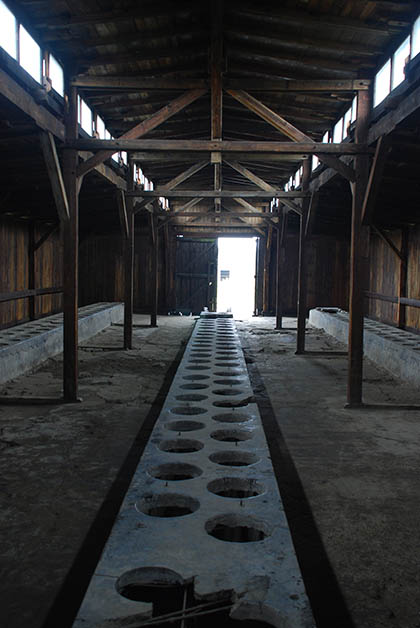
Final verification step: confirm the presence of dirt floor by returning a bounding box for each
[0,314,419,628]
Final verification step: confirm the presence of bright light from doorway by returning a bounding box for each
[217,237,257,319]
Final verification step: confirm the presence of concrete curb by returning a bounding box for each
[309,307,420,387]
[0,302,123,385]
[73,315,315,628]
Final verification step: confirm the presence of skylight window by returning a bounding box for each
[392,36,410,89]
[351,96,357,122]
[342,107,352,139]
[312,155,319,171]
[80,99,93,135]
[322,131,329,143]
[373,59,391,107]
[0,0,17,59]
[49,54,64,96]
[96,116,106,139]
[19,25,41,83]
[333,118,343,143]
[412,15,420,59]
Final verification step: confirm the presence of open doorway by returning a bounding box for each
[217,237,257,318]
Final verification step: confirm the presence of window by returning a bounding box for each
[351,95,357,122]
[0,1,17,59]
[19,25,41,83]
[96,115,106,139]
[392,36,410,89]
[80,99,93,135]
[49,54,64,96]
[343,107,352,139]
[312,155,319,171]
[322,131,329,143]
[333,118,343,143]
[412,15,420,59]
[374,59,391,107]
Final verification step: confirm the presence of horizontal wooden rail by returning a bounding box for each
[0,287,63,303]
[365,291,420,309]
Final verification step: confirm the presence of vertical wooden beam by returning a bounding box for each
[263,226,272,314]
[28,222,36,320]
[150,211,158,328]
[275,208,287,329]
[255,236,265,315]
[124,161,135,349]
[296,158,311,354]
[347,90,371,407]
[397,227,409,329]
[211,0,223,213]
[62,85,79,401]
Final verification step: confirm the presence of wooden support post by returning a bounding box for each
[347,90,371,407]
[62,85,79,402]
[263,226,272,315]
[124,162,135,349]
[275,208,287,329]
[397,227,409,329]
[296,158,311,354]
[255,236,265,315]
[28,222,36,320]
[211,0,223,214]
[150,211,158,328]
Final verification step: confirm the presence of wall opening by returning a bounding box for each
[217,238,257,318]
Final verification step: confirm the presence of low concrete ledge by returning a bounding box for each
[0,302,123,385]
[309,307,420,388]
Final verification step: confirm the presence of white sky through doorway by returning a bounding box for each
[217,237,257,319]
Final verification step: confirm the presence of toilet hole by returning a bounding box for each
[207,477,265,499]
[211,428,253,442]
[179,383,209,390]
[183,374,210,381]
[165,420,205,432]
[170,406,207,415]
[209,450,259,466]
[148,462,203,481]
[213,379,243,386]
[116,567,184,602]
[213,399,250,408]
[175,394,208,402]
[214,371,242,377]
[212,412,250,423]
[137,493,200,517]
[205,514,270,543]
[186,365,211,371]
[212,389,244,396]
[215,362,241,368]
[159,438,204,453]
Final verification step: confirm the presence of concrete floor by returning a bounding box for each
[1,315,419,628]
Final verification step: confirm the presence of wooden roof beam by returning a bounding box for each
[227,89,356,181]
[68,139,372,154]
[133,161,209,214]
[76,88,207,178]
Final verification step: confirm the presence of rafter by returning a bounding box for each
[226,89,356,181]
[76,89,207,178]
[68,139,371,154]
[133,161,209,214]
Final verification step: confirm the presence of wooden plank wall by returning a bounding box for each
[0,217,63,329]
[79,228,168,313]
[366,229,400,325]
[358,226,420,332]
[267,232,350,315]
[406,225,420,330]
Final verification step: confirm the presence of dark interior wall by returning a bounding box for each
[0,217,63,329]
[267,231,350,316]
[367,226,420,331]
[79,227,168,314]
